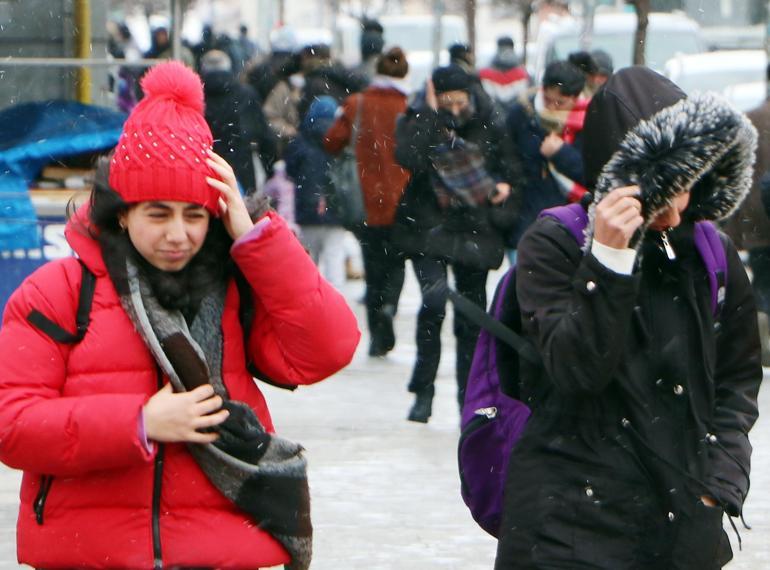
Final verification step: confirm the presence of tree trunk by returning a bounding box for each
[466,0,477,55]
[631,0,650,66]
[520,1,534,68]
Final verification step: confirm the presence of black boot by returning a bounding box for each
[407,386,435,423]
[369,304,397,357]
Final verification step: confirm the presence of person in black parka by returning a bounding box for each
[200,50,277,194]
[494,67,762,570]
[393,64,520,422]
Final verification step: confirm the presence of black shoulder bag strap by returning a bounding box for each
[27,260,96,344]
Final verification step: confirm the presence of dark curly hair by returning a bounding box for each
[78,155,234,319]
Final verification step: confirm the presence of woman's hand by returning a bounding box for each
[593,185,644,249]
[206,150,255,240]
[540,132,564,158]
[490,182,511,205]
[143,383,229,444]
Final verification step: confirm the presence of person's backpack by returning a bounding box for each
[455,202,729,537]
[26,260,298,390]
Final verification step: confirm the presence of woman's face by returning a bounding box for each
[649,192,691,231]
[119,201,210,271]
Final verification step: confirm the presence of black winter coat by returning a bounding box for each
[496,70,761,570]
[202,70,277,193]
[392,93,520,270]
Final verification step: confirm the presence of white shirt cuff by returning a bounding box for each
[591,240,637,275]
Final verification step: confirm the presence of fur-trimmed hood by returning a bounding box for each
[582,66,757,248]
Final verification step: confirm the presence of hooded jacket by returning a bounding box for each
[285,97,339,226]
[0,208,360,568]
[496,67,761,570]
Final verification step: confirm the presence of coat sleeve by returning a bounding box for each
[323,96,354,155]
[549,136,585,185]
[516,218,641,395]
[0,262,154,476]
[231,212,360,384]
[707,240,762,515]
[394,107,440,174]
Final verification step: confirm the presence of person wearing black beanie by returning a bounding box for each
[392,63,521,423]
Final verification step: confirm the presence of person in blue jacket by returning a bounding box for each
[285,96,347,289]
[505,60,586,260]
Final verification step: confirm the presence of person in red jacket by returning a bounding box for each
[324,46,412,357]
[0,61,359,569]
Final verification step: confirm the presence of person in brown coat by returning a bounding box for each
[725,63,770,365]
[325,47,412,356]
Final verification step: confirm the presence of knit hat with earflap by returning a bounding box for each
[109,61,219,215]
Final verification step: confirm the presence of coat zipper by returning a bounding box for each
[152,366,164,569]
[660,230,676,260]
[33,475,54,525]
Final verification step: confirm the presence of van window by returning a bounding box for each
[550,31,701,71]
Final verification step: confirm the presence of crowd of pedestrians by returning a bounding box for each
[0,9,766,569]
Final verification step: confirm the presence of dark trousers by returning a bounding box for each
[408,255,487,405]
[359,226,406,348]
[748,246,770,314]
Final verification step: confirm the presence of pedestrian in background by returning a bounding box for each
[353,18,385,83]
[478,36,530,106]
[286,96,348,290]
[394,64,519,423]
[325,46,412,357]
[496,66,761,570]
[505,60,587,262]
[200,50,277,194]
[0,62,359,569]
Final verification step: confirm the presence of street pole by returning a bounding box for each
[580,0,595,51]
[74,0,91,104]
[171,0,183,62]
[466,0,476,55]
[432,0,444,70]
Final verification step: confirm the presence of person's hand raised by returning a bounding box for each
[593,185,644,249]
[206,150,254,240]
[143,383,230,444]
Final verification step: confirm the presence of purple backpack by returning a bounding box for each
[458,203,728,537]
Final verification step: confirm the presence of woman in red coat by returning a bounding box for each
[0,62,359,569]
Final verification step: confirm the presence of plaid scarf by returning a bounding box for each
[430,136,496,209]
[111,257,312,570]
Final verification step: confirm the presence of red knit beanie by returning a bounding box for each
[109,61,220,215]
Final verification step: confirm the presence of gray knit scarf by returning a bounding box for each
[116,258,312,570]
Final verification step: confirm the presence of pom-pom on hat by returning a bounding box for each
[109,61,219,215]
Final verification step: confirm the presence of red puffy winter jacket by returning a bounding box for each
[0,208,360,569]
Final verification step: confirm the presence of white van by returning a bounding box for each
[664,49,767,111]
[530,11,703,84]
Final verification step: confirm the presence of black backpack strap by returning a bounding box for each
[27,260,96,344]
[445,285,542,366]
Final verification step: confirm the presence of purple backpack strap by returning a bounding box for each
[693,221,728,318]
[539,202,589,248]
